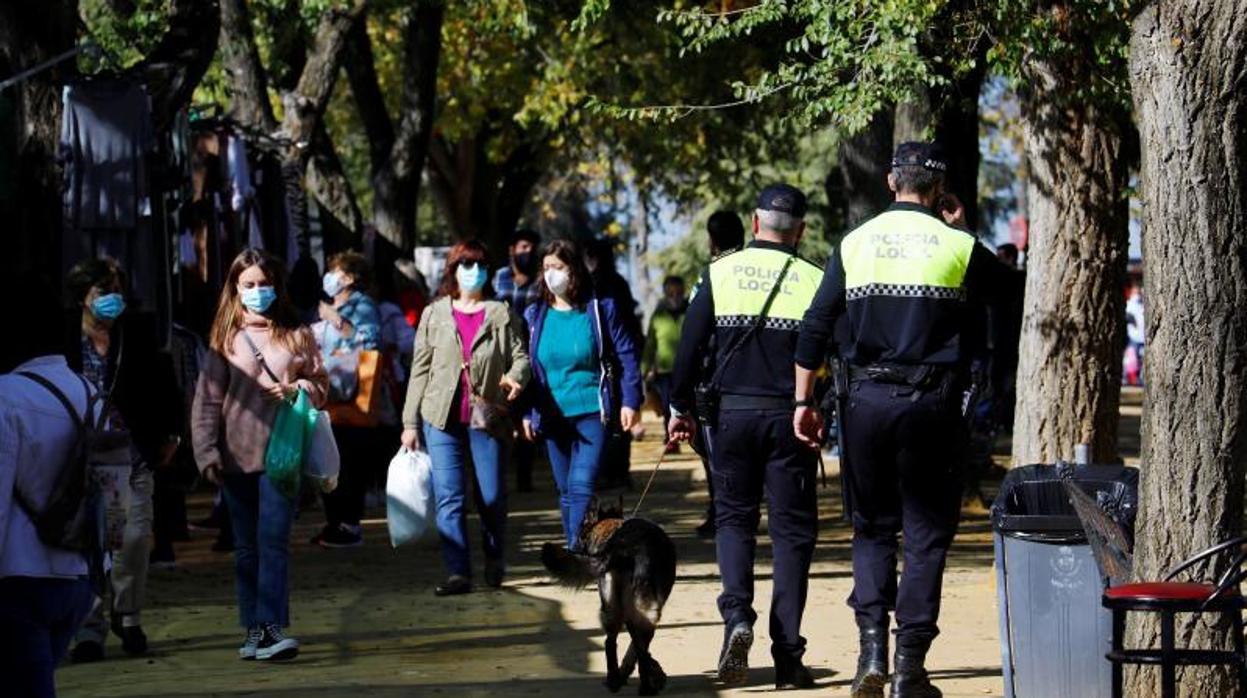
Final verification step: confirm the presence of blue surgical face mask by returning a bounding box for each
[240,285,277,314]
[322,271,346,298]
[456,263,487,293]
[90,293,126,321]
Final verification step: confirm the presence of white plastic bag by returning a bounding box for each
[303,410,340,492]
[386,447,435,547]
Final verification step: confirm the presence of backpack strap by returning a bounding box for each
[11,371,91,519]
[16,372,87,432]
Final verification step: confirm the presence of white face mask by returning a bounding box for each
[544,268,571,298]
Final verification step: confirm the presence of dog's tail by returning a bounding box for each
[541,542,596,589]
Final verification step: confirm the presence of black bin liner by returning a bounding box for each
[991,464,1139,544]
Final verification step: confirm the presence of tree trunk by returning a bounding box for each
[930,45,988,232]
[306,121,364,237]
[893,95,932,145]
[1011,57,1130,466]
[837,107,894,229]
[364,1,443,253]
[428,129,548,259]
[218,0,276,130]
[0,0,77,283]
[1126,3,1247,695]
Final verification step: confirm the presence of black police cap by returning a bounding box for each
[891,141,948,173]
[757,183,808,218]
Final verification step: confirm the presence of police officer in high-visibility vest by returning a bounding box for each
[793,143,1009,698]
[669,184,824,690]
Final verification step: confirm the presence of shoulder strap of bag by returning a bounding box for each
[708,254,796,390]
[17,372,87,432]
[240,329,281,383]
[11,372,91,519]
[450,322,480,400]
[591,298,620,367]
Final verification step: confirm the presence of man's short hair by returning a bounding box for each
[997,243,1019,263]
[662,275,685,289]
[755,208,801,235]
[510,228,540,247]
[706,210,745,252]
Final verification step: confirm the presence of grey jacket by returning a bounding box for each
[402,298,531,434]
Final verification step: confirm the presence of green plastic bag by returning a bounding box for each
[265,389,316,498]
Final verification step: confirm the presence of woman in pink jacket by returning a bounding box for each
[191,249,328,663]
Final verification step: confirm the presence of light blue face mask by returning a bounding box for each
[456,263,488,293]
[90,293,126,321]
[240,285,277,314]
[323,271,347,298]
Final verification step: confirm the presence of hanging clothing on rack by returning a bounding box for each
[225,134,264,251]
[60,78,158,307]
[60,79,152,230]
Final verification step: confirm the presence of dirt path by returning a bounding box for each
[57,418,1006,697]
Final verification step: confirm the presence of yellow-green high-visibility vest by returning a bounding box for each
[839,209,976,300]
[708,245,822,330]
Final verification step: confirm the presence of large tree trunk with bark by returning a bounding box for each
[0,0,77,283]
[346,1,443,253]
[428,130,548,259]
[834,107,894,230]
[1011,56,1130,466]
[1126,3,1247,695]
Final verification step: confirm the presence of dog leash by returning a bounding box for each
[630,439,676,518]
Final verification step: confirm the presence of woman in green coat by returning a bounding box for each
[400,241,531,596]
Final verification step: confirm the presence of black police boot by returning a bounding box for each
[774,656,816,689]
[890,641,941,698]
[851,625,888,698]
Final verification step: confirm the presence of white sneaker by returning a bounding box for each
[238,627,263,660]
[255,623,299,661]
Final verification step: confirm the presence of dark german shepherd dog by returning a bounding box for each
[542,497,677,695]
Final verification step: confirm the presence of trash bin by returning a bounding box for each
[992,464,1139,698]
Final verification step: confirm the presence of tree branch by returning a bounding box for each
[218,0,276,131]
[390,1,443,183]
[344,12,395,176]
[281,1,367,149]
[307,120,365,237]
[137,0,221,132]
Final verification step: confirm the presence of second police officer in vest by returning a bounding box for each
[669,184,823,690]
[793,143,1009,698]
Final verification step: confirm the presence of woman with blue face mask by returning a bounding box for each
[310,251,384,549]
[191,249,328,663]
[64,257,184,664]
[400,241,530,596]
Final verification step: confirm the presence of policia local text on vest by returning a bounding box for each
[669,183,822,690]
[794,142,1011,698]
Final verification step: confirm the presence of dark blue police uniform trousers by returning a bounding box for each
[842,378,965,646]
[711,408,818,662]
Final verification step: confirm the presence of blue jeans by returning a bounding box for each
[423,421,507,578]
[222,472,296,628]
[544,413,608,548]
[0,576,93,698]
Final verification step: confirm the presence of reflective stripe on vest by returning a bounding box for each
[708,246,822,328]
[839,210,975,300]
